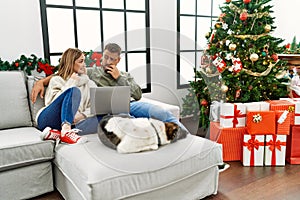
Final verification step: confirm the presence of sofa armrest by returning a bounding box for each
[139,97,180,120]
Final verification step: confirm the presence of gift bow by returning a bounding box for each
[243,138,264,151]
[267,140,286,151]
[220,104,246,128]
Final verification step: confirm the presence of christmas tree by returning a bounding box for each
[181,0,289,129]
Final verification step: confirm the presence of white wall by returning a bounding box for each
[0,0,43,61]
[0,0,299,107]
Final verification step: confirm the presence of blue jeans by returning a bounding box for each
[37,87,81,131]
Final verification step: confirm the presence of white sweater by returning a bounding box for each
[35,74,97,124]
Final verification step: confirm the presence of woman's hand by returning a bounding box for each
[74,111,86,123]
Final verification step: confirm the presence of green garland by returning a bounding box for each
[0,54,57,76]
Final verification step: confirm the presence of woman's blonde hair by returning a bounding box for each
[57,48,83,80]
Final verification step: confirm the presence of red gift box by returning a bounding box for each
[242,134,265,166]
[286,125,300,164]
[264,134,286,166]
[276,111,290,135]
[246,111,276,134]
[269,100,295,124]
[210,122,245,161]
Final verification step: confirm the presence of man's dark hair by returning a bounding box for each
[104,43,122,56]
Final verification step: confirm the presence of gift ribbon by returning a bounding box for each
[266,135,286,165]
[220,104,246,128]
[243,135,264,166]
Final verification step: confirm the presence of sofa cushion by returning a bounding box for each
[0,127,54,172]
[27,76,46,126]
[0,71,32,129]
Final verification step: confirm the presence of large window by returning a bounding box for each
[177,0,223,88]
[40,0,150,92]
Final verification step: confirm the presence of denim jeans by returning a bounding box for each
[37,87,81,131]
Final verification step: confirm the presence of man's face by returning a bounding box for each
[102,50,120,71]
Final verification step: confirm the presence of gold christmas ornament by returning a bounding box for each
[250,53,259,62]
[264,24,271,32]
[229,43,237,51]
[221,85,229,93]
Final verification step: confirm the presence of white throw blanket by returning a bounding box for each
[104,117,170,153]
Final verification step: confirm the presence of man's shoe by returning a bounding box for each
[60,129,87,144]
[41,127,61,140]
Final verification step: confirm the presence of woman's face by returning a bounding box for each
[73,53,86,74]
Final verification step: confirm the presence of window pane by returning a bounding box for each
[212,0,223,16]
[50,55,61,66]
[126,0,145,11]
[77,10,101,51]
[197,0,211,16]
[102,11,125,50]
[76,0,99,8]
[47,8,75,52]
[180,0,195,15]
[127,53,146,88]
[180,52,195,84]
[127,13,146,51]
[102,0,124,9]
[197,17,211,50]
[180,16,196,51]
[46,0,72,6]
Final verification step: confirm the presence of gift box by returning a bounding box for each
[244,101,270,112]
[269,100,295,124]
[210,122,246,161]
[264,134,286,166]
[275,110,290,135]
[242,134,265,166]
[246,111,276,134]
[220,103,246,128]
[280,98,300,125]
[286,125,300,164]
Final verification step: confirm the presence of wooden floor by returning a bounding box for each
[205,161,300,200]
[32,161,300,200]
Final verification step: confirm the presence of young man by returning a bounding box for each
[31,43,189,138]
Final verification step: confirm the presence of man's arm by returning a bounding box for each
[30,75,53,103]
[117,72,142,101]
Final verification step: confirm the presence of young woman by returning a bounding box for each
[36,48,96,144]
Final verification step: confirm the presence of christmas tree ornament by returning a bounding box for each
[248,85,253,90]
[243,0,251,4]
[264,24,271,32]
[213,57,227,73]
[250,53,259,62]
[262,51,267,57]
[226,0,231,3]
[221,84,228,93]
[232,57,243,73]
[205,32,210,39]
[229,43,237,51]
[263,60,268,65]
[240,12,248,21]
[215,23,222,29]
[271,54,278,61]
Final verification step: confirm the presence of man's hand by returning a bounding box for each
[106,64,120,79]
[31,80,45,104]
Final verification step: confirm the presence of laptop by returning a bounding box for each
[90,86,131,115]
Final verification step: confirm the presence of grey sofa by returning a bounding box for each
[0,71,223,200]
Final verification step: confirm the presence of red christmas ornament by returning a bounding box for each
[243,0,251,4]
[286,43,291,49]
[213,56,227,73]
[200,99,208,106]
[240,12,248,21]
[271,54,278,61]
[28,62,32,66]
[226,0,231,3]
[15,62,19,67]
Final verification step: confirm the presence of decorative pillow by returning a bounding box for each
[26,76,45,127]
[0,71,32,129]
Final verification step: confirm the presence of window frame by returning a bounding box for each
[39,0,151,93]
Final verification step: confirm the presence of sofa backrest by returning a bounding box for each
[0,71,33,129]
